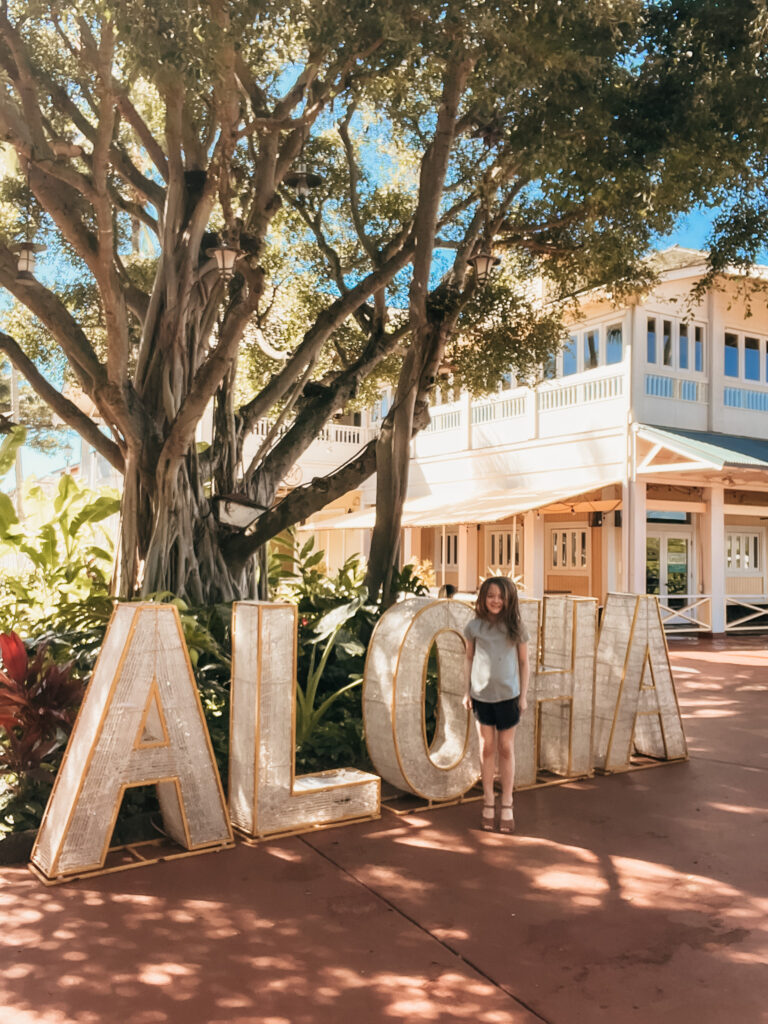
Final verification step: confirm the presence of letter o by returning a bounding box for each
[363,599,480,799]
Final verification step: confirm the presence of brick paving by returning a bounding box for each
[0,637,765,1023]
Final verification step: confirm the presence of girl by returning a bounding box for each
[462,576,529,833]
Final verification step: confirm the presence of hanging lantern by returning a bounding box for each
[468,249,501,286]
[212,493,266,531]
[14,241,46,280]
[284,161,323,198]
[206,240,243,280]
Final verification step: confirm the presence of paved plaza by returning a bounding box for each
[0,638,765,1024]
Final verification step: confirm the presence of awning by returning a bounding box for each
[636,425,768,471]
[313,482,621,531]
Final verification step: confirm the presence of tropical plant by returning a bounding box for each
[295,595,368,751]
[0,630,84,834]
[0,474,119,639]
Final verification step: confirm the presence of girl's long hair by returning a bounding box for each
[475,576,524,641]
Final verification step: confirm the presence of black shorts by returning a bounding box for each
[471,697,520,731]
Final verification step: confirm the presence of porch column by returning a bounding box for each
[703,484,726,633]
[457,524,478,592]
[523,511,545,598]
[402,528,416,566]
[627,478,647,595]
[603,509,617,597]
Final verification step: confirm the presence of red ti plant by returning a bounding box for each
[0,632,84,782]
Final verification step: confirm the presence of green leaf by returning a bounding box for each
[53,473,79,514]
[312,597,363,641]
[68,495,121,538]
[38,523,58,567]
[0,492,19,539]
[0,425,25,478]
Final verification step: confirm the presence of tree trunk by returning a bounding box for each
[365,322,448,605]
[116,446,258,604]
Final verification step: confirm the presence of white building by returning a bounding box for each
[314,248,768,635]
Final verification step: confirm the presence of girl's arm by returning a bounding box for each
[517,641,530,713]
[462,637,475,710]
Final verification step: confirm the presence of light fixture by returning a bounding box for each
[212,493,266,531]
[13,241,46,280]
[206,239,243,280]
[468,248,501,285]
[284,161,323,198]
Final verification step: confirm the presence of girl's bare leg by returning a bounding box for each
[476,721,498,805]
[497,726,517,831]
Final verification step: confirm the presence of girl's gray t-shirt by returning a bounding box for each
[464,617,529,702]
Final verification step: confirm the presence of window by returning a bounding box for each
[646,318,704,373]
[722,330,768,384]
[562,335,578,376]
[438,532,458,569]
[726,532,761,572]
[606,324,623,364]
[488,530,520,571]
[647,318,657,363]
[745,337,761,381]
[724,333,739,377]
[679,324,689,370]
[583,330,599,369]
[549,528,588,570]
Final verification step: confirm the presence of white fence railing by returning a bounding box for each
[654,595,768,633]
[725,597,768,632]
[656,594,712,632]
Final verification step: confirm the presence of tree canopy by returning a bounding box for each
[0,0,765,603]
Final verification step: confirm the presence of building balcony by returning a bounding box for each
[414,365,629,459]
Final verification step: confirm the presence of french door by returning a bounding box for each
[646,529,694,621]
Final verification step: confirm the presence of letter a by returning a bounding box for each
[593,594,687,772]
[31,604,233,881]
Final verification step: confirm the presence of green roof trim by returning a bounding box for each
[639,425,768,468]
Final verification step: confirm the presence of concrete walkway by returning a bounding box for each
[1,638,765,1024]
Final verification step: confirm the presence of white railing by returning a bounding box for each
[538,371,624,412]
[471,393,526,424]
[316,424,376,445]
[656,594,712,632]
[426,407,462,432]
[645,374,708,403]
[725,597,768,632]
[251,419,374,446]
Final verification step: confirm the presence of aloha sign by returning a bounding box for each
[30,594,686,883]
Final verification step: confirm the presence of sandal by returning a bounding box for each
[499,804,515,834]
[481,802,496,831]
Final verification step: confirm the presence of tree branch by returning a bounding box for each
[238,238,416,434]
[224,439,378,570]
[0,331,124,472]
